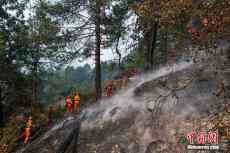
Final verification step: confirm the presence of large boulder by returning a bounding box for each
[17,117,80,153]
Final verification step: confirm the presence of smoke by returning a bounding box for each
[79,60,194,152]
[138,60,193,85]
[81,60,193,127]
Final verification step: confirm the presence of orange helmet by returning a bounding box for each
[203,18,208,27]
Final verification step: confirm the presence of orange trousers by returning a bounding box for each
[24,127,31,144]
[74,102,79,112]
[66,103,71,113]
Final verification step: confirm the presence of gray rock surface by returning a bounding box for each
[18,56,229,153]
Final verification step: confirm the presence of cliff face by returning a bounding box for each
[17,49,229,153]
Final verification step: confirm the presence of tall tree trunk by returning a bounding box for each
[150,22,158,69]
[0,87,3,127]
[144,22,158,71]
[95,0,102,101]
[115,36,122,69]
[32,61,38,105]
[144,28,151,71]
[163,30,168,64]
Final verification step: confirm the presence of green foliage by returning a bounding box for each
[0,118,18,153]
[1,0,229,137]
[31,102,46,121]
[24,0,64,67]
[122,51,145,71]
[178,136,189,145]
[52,105,65,121]
[103,0,129,42]
[39,64,94,103]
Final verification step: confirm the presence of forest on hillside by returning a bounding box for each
[0,0,230,152]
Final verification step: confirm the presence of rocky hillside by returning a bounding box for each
[17,48,229,153]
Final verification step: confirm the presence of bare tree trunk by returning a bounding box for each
[144,28,151,71]
[95,0,102,101]
[150,22,158,69]
[0,87,3,127]
[115,37,122,69]
[164,30,168,64]
[32,61,38,106]
[143,21,158,71]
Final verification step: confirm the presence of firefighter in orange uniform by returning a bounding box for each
[106,81,113,97]
[203,17,209,27]
[74,92,80,113]
[24,116,32,144]
[66,96,72,113]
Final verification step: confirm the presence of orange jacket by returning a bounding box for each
[24,117,32,144]
[74,95,80,104]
